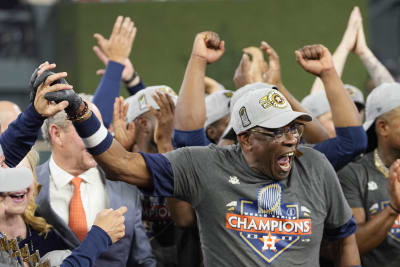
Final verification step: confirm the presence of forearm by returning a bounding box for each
[156,140,174,154]
[167,198,196,227]
[277,83,329,143]
[126,79,145,96]
[174,55,207,130]
[0,104,44,167]
[61,225,111,267]
[92,61,124,128]
[336,234,361,267]
[72,111,152,187]
[356,206,397,254]
[320,69,361,127]
[358,48,395,86]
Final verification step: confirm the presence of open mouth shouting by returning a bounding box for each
[277,151,295,174]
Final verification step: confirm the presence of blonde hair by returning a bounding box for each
[22,150,52,234]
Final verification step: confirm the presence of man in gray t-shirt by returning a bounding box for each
[165,142,353,266]
[63,35,361,266]
[338,83,400,267]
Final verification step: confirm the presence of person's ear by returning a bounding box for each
[237,132,252,152]
[376,118,389,138]
[49,124,63,146]
[206,126,217,141]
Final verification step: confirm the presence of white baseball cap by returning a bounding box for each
[301,91,330,119]
[0,167,33,192]
[344,84,364,105]
[126,86,177,123]
[364,82,400,131]
[232,88,312,134]
[205,90,233,127]
[221,83,277,139]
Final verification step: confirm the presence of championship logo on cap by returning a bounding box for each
[225,183,312,263]
[224,92,234,98]
[259,91,287,110]
[159,87,177,97]
[138,94,147,111]
[239,107,251,127]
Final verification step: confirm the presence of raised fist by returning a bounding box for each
[295,44,334,77]
[191,31,225,64]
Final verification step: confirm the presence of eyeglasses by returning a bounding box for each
[247,122,305,142]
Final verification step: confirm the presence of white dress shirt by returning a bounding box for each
[49,156,108,231]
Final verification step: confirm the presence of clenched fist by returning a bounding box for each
[295,44,334,77]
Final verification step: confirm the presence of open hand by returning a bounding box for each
[388,159,400,212]
[113,96,135,151]
[340,6,361,52]
[149,92,175,151]
[353,7,369,56]
[260,41,281,85]
[93,16,137,64]
[34,63,71,117]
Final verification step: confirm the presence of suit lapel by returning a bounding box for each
[36,161,80,248]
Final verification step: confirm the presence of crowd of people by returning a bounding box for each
[0,5,400,267]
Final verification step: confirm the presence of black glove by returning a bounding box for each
[30,69,82,115]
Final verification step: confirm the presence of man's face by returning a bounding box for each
[0,183,34,216]
[382,108,400,151]
[60,123,97,170]
[243,122,303,180]
[207,115,230,143]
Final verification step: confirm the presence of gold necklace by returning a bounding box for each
[374,149,389,178]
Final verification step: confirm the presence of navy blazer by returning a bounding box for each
[36,160,156,267]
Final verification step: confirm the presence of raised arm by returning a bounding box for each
[260,42,329,143]
[296,45,361,128]
[353,7,395,86]
[310,7,360,94]
[174,31,225,130]
[92,16,137,128]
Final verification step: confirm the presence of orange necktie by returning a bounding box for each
[69,177,88,242]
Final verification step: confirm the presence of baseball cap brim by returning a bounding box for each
[0,167,33,192]
[256,110,312,129]
[363,119,375,131]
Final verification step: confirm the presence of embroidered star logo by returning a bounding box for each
[229,176,240,185]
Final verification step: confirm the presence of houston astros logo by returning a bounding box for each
[259,91,287,110]
[225,183,312,264]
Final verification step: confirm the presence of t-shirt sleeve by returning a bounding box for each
[319,152,354,235]
[164,147,205,206]
[139,152,174,197]
[313,126,367,171]
[337,164,365,208]
[173,128,211,148]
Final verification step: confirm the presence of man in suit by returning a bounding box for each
[36,102,156,267]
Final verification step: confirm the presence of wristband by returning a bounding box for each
[388,203,400,214]
[124,71,138,84]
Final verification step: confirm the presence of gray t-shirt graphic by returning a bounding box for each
[164,144,352,266]
[338,152,400,267]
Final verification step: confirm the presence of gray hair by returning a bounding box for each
[41,110,70,144]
